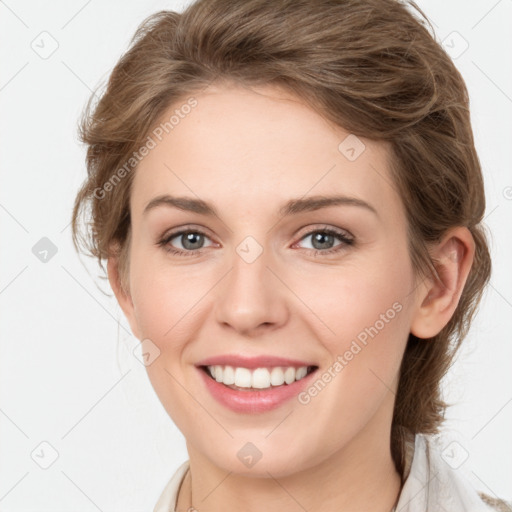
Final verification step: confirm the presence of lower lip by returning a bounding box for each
[197,367,317,413]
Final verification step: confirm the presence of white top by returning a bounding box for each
[153,433,510,512]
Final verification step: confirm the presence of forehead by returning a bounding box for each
[131,83,402,224]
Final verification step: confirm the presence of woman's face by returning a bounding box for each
[116,82,422,476]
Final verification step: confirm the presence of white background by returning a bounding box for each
[0,0,511,510]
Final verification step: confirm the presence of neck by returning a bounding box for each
[177,399,401,512]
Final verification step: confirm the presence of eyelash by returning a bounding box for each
[157,225,354,258]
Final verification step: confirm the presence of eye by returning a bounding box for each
[294,227,354,256]
[157,225,354,257]
[157,228,214,256]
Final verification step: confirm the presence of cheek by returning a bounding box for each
[129,248,219,361]
[291,259,412,435]
[297,252,412,347]
[127,254,210,424]
[296,250,414,409]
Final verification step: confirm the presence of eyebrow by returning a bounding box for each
[143,194,378,218]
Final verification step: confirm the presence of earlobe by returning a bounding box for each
[107,255,141,340]
[410,228,475,339]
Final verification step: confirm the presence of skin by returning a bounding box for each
[107,82,475,511]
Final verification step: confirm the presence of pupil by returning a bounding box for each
[313,232,333,250]
[183,232,203,250]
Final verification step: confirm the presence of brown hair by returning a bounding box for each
[71,0,491,479]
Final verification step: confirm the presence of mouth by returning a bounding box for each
[195,354,320,413]
[199,364,318,391]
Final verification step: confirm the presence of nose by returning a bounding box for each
[214,243,289,337]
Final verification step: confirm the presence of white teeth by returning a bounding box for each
[206,365,311,389]
[234,367,252,387]
[223,365,235,385]
[251,368,270,389]
[270,367,285,386]
[284,367,296,385]
[295,366,307,380]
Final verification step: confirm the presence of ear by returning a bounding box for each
[410,227,475,339]
[107,253,142,340]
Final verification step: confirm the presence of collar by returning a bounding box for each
[154,432,496,511]
[395,432,494,511]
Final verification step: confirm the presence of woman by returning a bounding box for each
[71,0,510,510]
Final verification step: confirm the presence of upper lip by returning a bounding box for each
[196,355,317,369]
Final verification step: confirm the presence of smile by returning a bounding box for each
[196,356,319,413]
[204,365,316,390]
